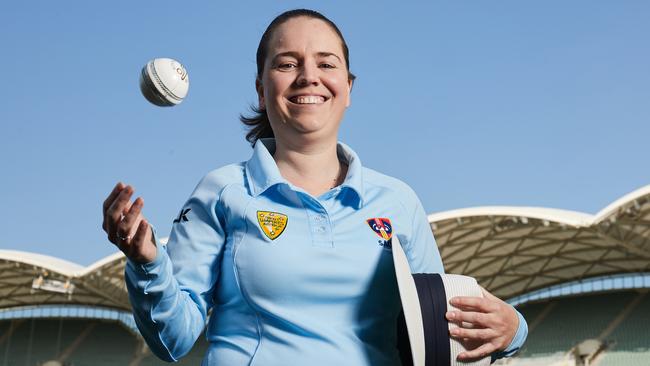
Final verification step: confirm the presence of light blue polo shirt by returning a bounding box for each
[125,138,526,365]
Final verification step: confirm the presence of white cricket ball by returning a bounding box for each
[139,58,190,106]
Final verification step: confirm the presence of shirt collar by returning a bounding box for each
[245,138,286,197]
[336,141,365,207]
[245,138,365,207]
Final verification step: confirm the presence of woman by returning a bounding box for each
[102,9,527,365]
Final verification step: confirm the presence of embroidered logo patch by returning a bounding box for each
[367,217,393,240]
[257,211,288,240]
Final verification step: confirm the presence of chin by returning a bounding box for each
[282,114,325,130]
[288,119,338,138]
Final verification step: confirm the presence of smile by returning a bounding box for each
[289,95,327,104]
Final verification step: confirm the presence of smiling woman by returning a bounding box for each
[241,9,356,148]
[101,8,527,366]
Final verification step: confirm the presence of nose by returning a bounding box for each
[296,63,319,87]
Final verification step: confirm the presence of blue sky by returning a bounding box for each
[1,1,649,265]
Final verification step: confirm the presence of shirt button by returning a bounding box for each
[315,226,326,233]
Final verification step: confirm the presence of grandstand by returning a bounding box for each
[429,184,650,365]
[0,250,208,365]
[0,317,208,365]
[1,185,649,365]
[508,289,650,365]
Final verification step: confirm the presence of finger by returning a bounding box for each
[450,296,493,312]
[446,310,491,327]
[106,202,134,233]
[107,185,133,218]
[116,197,143,243]
[449,326,495,341]
[131,219,152,262]
[130,213,144,238]
[132,219,149,246]
[118,202,137,234]
[105,186,134,242]
[102,182,125,231]
[122,198,136,218]
[457,342,496,361]
[102,182,125,213]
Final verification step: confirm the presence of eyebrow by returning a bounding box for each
[272,51,342,63]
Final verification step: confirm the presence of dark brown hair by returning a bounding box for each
[240,9,356,145]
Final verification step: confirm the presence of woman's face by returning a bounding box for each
[257,17,352,141]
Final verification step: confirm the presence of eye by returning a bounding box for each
[276,62,297,70]
[319,63,336,69]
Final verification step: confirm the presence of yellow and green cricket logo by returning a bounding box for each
[257,211,288,240]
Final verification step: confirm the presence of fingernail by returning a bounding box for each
[446,312,455,320]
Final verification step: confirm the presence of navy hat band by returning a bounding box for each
[413,274,451,366]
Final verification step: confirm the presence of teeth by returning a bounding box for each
[292,96,325,104]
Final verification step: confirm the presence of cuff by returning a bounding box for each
[491,307,528,362]
[125,225,167,275]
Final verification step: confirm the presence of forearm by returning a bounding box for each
[125,246,207,361]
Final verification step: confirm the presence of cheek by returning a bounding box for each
[324,74,351,98]
[263,77,291,105]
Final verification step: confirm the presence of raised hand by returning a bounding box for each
[102,182,157,263]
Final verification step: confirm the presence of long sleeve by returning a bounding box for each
[124,178,228,361]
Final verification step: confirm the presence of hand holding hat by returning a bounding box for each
[393,234,518,366]
[446,286,519,361]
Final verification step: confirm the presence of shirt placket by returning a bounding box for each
[299,193,334,248]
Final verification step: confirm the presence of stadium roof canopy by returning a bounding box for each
[429,185,650,300]
[1,185,649,311]
[0,250,129,311]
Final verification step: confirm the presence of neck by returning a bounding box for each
[272,136,347,197]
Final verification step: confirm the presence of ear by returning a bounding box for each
[345,78,353,107]
[256,78,265,110]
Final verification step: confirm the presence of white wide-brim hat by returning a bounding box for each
[392,235,491,366]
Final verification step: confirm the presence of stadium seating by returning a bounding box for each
[506,291,650,366]
[598,292,650,366]
[0,318,134,365]
[67,320,136,365]
[1,291,648,365]
[0,317,209,366]
[518,292,633,357]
